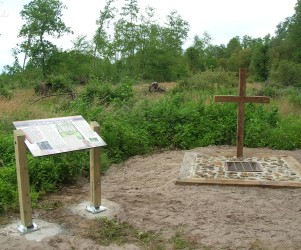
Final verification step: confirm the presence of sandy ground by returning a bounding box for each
[1,146,301,249]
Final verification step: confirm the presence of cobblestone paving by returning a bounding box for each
[193,155,301,182]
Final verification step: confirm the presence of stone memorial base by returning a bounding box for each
[177,152,301,188]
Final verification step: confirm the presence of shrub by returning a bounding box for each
[80,79,111,104]
[255,81,281,98]
[288,89,301,107]
[268,115,301,149]
[0,134,15,164]
[101,113,151,162]
[177,68,237,91]
[0,169,21,213]
[244,105,279,147]
[270,60,301,87]
[80,79,133,105]
[96,92,282,158]
[34,75,72,95]
[0,85,13,99]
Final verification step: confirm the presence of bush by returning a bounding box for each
[270,60,301,87]
[177,68,237,91]
[0,76,14,99]
[0,134,15,164]
[268,115,301,149]
[0,85,13,99]
[102,117,151,162]
[98,92,282,161]
[255,81,281,98]
[80,79,133,105]
[0,168,21,213]
[244,105,279,147]
[34,75,72,95]
[288,89,301,106]
[81,79,111,104]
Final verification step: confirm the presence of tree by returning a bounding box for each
[136,8,189,80]
[18,0,72,78]
[275,17,292,42]
[287,0,301,62]
[93,0,116,72]
[185,46,202,74]
[117,0,140,75]
[185,33,217,73]
[72,35,93,55]
[3,48,22,76]
[158,11,189,80]
[135,6,161,78]
[164,11,189,52]
[267,1,301,82]
[225,36,242,57]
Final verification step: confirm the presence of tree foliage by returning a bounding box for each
[2,0,300,85]
[18,0,72,78]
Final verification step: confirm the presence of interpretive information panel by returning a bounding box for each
[13,116,106,157]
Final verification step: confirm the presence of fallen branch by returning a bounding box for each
[31,92,77,104]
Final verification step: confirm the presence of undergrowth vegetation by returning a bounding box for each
[0,69,301,214]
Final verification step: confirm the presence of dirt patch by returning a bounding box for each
[1,146,301,249]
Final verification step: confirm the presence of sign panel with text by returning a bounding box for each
[13,116,106,157]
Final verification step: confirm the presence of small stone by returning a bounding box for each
[265,175,273,180]
[214,161,223,167]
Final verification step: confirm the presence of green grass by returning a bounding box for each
[171,229,199,249]
[85,218,165,248]
[85,218,202,249]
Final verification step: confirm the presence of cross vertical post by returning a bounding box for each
[237,68,246,157]
[214,68,270,158]
[86,121,107,214]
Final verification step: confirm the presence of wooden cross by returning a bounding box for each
[214,68,270,157]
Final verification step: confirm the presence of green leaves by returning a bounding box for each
[18,0,72,78]
[20,0,71,37]
[92,1,190,81]
[271,60,301,87]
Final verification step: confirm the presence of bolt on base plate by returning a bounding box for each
[17,222,39,234]
[86,205,107,214]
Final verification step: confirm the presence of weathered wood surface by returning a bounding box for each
[89,121,101,208]
[14,130,33,228]
[215,68,270,157]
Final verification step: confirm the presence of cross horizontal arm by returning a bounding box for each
[215,95,270,103]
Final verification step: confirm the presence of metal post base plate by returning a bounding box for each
[17,222,39,234]
[86,205,107,214]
